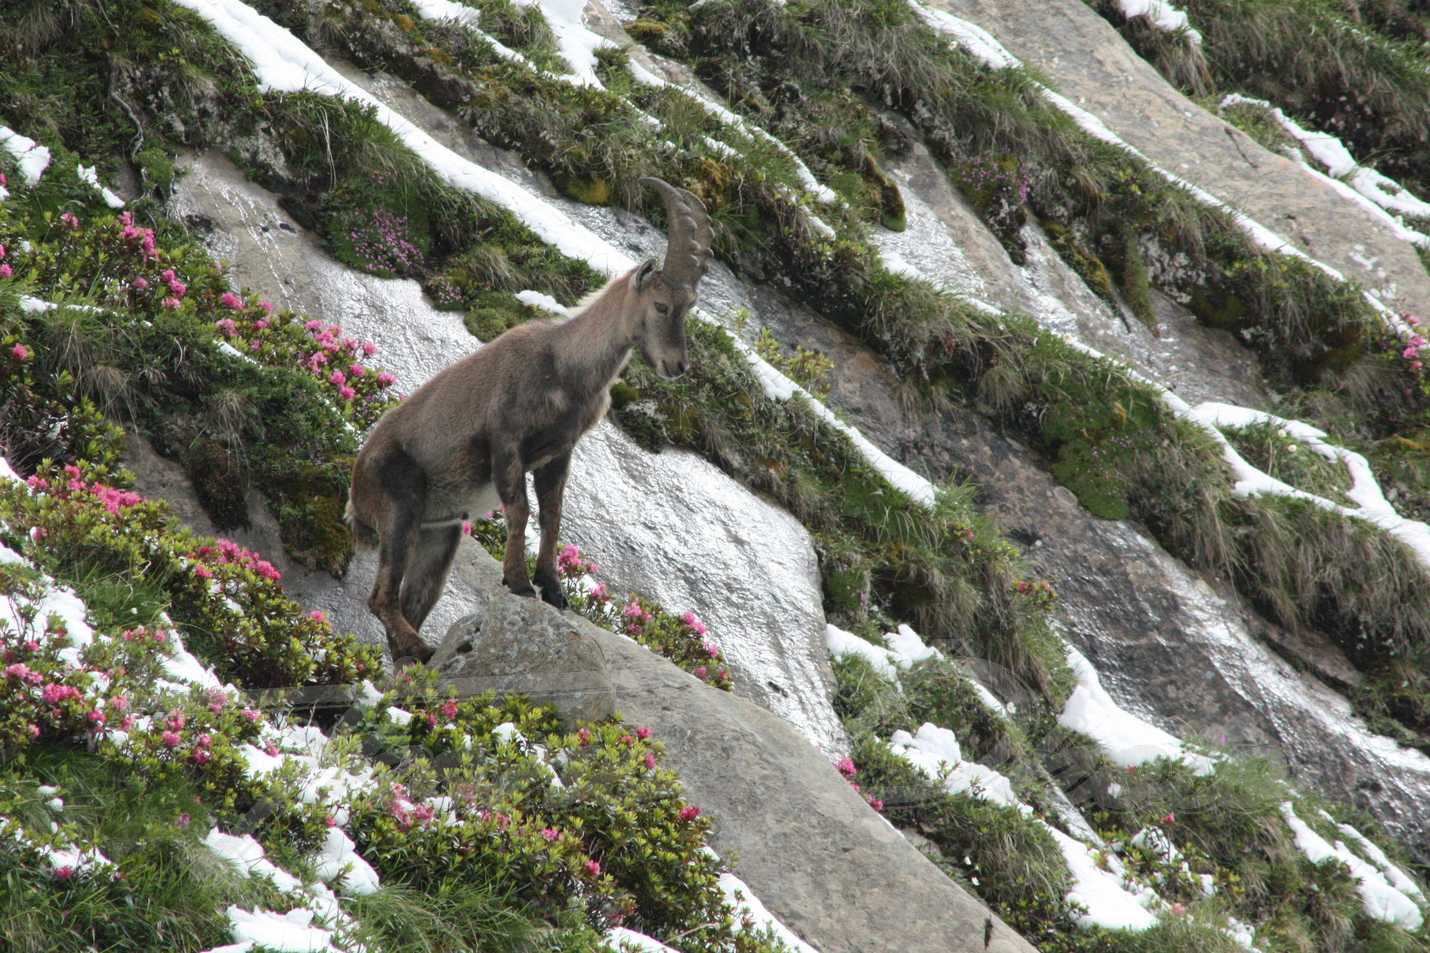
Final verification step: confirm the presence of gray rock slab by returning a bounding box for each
[433,595,616,725]
[589,620,1036,953]
[936,0,1430,313]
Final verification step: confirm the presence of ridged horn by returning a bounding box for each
[642,176,712,289]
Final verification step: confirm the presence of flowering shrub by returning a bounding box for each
[338,207,425,278]
[1,461,382,688]
[953,155,1031,264]
[345,674,769,949]
[0,165,405,571]
[465,519,735,690]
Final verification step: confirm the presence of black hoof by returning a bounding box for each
[504,578,537,598]
[540,585,567,610]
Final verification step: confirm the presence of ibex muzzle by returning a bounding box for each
[346,178,713,663]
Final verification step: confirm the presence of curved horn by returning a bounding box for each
[641,176,713,289]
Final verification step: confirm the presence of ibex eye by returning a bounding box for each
[654,303,670,315]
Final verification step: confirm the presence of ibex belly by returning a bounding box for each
[420,481,500,530]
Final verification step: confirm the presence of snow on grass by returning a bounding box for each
[625,59,841,207]
[1043,824,1160,931]
[604,927,680,952]
[76,164,126,209]
[1220,95,1429,248]
[222,906,338,953]
[205,829,304,893]
[889,722,1021,809]
[1060,645,1216,776]
[0,126,52,185]
[825,623,900,680]
[313,824,380,892]
[716,869,821,953]
[724,331,938,506]
[1329,817,1427,904]
[1280,802,1424,930]
[537,0,613,87]
[407,0,479,26]
[908,1,1020,70]
[1190,402,1430,567]
[1114,0,1201,42]
[172,0,634,275]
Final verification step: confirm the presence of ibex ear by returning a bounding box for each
[634,258,660,291]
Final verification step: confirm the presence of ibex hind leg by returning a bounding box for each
[367,451,434,664]
[399,525,462,633]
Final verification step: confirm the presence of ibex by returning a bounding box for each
[346,178,713,663]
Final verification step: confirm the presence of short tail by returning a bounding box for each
[345,495,380,549]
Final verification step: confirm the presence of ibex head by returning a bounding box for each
[631,177,713,379]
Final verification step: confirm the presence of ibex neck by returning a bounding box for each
[556,274,638,398]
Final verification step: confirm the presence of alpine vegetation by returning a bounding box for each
[4,0,1430,951]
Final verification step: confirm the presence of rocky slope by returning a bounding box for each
[2,0,1430,951]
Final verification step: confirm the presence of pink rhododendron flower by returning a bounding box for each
[644,752,657,770]
[27,723,40,739]
[133,276,148,291]
[54,866,75,881]
[161,730,182,748]
[0,264,12,279]
[192,748,211,765]
[329,369,346,386]
[679,806,701,821]
[220,291,243,310]
[636,726,652,740]
[338,385,355,401]
[584,859,602,877]
[162,297,180,311]
[376,371,396,387]
[349,363,365,377]
[577,727,592,746]
[9,343,27,361]
[215,319,237,338]
[441,699,458,720]
[177,813,191,830]
[693,666,708,680]
[194,564,213,580]
[59,212,80,230]
[309,610,326,622]
[241,707,260,723]
[837,757,857,778]
[542,827,560,842]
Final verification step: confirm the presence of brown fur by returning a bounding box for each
[347,181,711,663]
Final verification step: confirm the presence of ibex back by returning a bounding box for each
[346,178,713,663]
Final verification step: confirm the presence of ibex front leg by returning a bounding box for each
[493,445,535,598]
[532,451,571,610]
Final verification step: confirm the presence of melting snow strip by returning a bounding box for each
[1281,802,1423,930]
[1220,95,1429,248]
